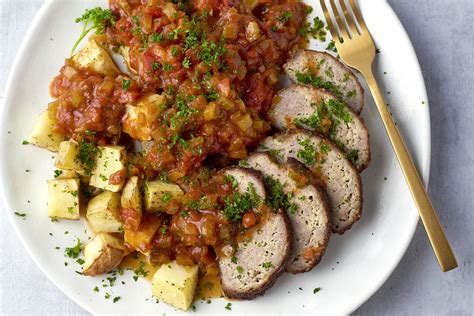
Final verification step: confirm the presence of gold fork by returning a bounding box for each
[320,0,457,272]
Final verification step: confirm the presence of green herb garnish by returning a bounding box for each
[222,183,261,222]
[72,7,116,55]
[65,238,82,259]
[264,176,297,214]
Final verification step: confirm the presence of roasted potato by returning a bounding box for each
[89,145,127,192]
[72,39,119,76]
[86,191,122,233]
[47,178,80,220]
[54,140,84,173]
[151,261,199,310]
[144,181,183,212]
[83,233,124,276]
[121,176,142,210]
[28,110,65,152]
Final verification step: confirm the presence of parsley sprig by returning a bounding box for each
[71,7,116,55]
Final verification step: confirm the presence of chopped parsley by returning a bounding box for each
[227,175,238,190]
[21,140,29,145]
[113,296,121,303]
[122,79,131,91]
[264,176,297,214]
[150,32,163,42]
[161,192,172,202]
[171,46,179,57]
[182,57,191,69]
[294,98,352,142]
[163,62,173,71]
[222,183,261,221]
[297,138,317,165]
[53,169,63,178]
[326,40,337,53]
[133,261,149,281]
[225,303,232,310]
[347,149,359,164]
[262,262,273,269]
[236,266,243,273]
[77,140,99,176]
[72,7,116,55]
[160,226,168,235]
[64,238,82,259]
[231,255,237,264]
[295,71,342,98]
[198,37,226,67]
[313,287,321,294]
[299,16,327,42]
[205,91,219,101]
[14,211,26,219]
[277,11,293,24]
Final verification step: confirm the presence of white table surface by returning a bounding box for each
[1,0,473,315]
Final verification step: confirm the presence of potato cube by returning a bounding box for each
[89,145,127,192]
[122,93,166,141]
[47,178,80,220]
[144,181,183,212]
[83,233,124,276]
[121,176,142,210]
[151,261,199,310]
[28,111,65,152]
[124,215,161,254]
[86,191,122,233]
[72,39,119,76]
[54,140,84,173]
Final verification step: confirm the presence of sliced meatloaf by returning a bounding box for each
[284,50,364,114]
[258,130,362,234]
[219,167,292,299]
[269,84,370,170]
[245,153,331,274]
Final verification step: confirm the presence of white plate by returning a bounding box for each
[0,0,430,314]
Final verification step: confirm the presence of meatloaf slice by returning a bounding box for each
[245,153,331,273]
[219,167,292,300]
[269,84,370,170]
[284,50,364,114]
[258,130,362,234]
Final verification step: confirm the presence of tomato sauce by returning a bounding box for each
[49,0,309,274]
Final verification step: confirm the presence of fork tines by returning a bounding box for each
[320,0,369,43]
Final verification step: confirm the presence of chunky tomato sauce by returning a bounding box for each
[49,0,309,274]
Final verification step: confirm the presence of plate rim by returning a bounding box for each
[0,0,431,314]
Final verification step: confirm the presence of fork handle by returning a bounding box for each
[363,68,458,272]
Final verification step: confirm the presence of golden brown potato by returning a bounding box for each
[72,39,119,76]
[86,191,123,233]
